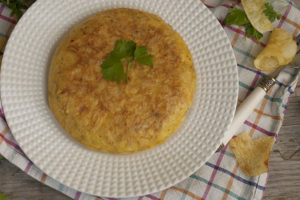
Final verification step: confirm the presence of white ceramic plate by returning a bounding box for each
[0,0,238,197]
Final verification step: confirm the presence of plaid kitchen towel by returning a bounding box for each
[0,0,299,200]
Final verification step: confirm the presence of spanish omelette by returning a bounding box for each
[48,8,196,153]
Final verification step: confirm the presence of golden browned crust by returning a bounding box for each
[48,8,196,153]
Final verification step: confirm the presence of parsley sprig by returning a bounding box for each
[225,8,249,26]
[101,40,153,83]
[264,2,280,22]
[0,192,15,200]
[245,24,263,41]
[225,3,280,42]
[0,0,32,19]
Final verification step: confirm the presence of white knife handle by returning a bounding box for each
[218,75,276,148]
[222,87,266,145]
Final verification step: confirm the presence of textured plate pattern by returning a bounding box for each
[0,0,238,197]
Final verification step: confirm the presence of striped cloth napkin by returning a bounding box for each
[0,0,299,199]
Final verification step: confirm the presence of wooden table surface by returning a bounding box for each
[1,3,300,200]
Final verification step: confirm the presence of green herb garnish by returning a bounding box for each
[134,46,153,66]
[0,155,5,161]
[101,40,153,83]
[111,40,136,59]
[225,2,279,42]
[0,0,31,19]
[0,192,15,200]
[225,8,249,26]
[226,8,263,41]
[264,2,280,22]
[245,24,263,41]
[101,55,124,83]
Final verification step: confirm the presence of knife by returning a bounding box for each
[216,68,280,152]
[217,33,300,152]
